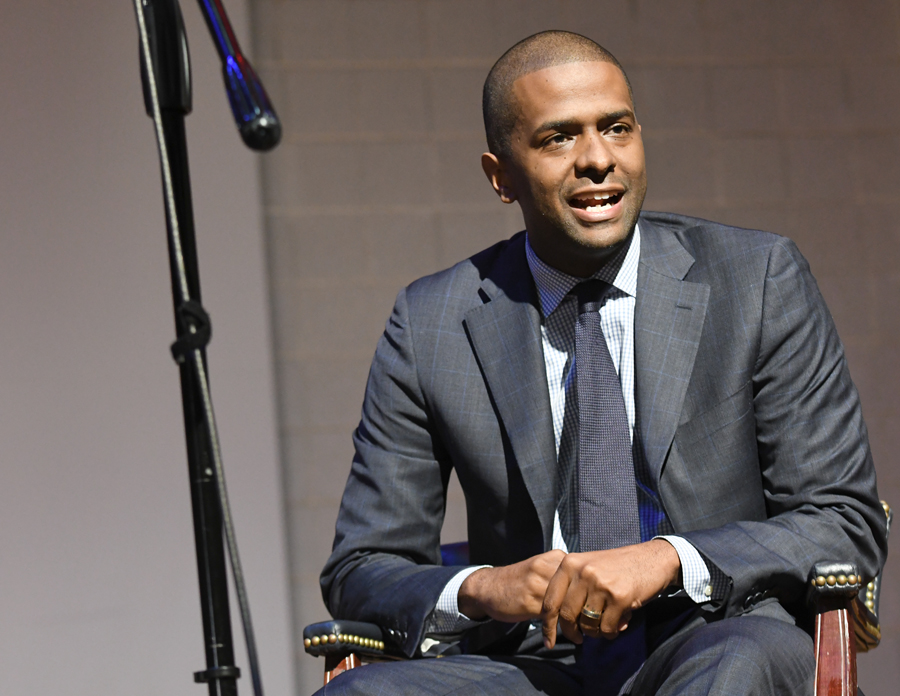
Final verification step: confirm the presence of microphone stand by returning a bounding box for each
[131,1,280,694]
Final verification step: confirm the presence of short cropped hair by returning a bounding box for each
[482,31,633,158]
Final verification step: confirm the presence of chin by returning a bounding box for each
[572,225,632,252]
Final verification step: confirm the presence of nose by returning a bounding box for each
[573,131,614,181]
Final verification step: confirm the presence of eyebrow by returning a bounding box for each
[534,109,635,135]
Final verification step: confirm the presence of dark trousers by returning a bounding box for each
[317,601,814,696]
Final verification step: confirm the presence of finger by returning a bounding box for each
[579,622,601,640]
[577,605,603,640]
[540,566,573,649]
[576,589,608,639]
[557,588,591,645]
[617,608,632,633]
[599,602,628,639]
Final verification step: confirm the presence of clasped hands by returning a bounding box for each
[457,539,681,649]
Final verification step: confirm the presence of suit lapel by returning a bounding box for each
[461,222,710,542]
[635,219,710,484]
[463,235,557,548]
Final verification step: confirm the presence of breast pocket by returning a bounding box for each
[677,381,754,447]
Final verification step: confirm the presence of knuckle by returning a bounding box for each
[559,554,577,571]
[609,587,630,605]
[582,565,603,585]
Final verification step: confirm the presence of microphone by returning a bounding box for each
[196,0,281,151]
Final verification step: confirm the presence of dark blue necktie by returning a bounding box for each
[573,279,641,552]
[572,280,646,695]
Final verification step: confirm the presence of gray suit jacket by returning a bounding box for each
[321,212,886,658]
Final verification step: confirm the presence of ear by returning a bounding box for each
[481,152,517,204]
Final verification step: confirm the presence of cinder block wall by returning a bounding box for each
[249,1,900,693]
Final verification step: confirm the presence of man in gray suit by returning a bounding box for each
[318,31,886,695]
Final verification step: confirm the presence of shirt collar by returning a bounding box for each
[525,224,641,318]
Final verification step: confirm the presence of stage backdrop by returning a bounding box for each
[249,1,900,694]
[0,2,293,695]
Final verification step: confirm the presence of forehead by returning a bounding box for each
[510,61,633,134]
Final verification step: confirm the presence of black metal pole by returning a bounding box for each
[167,110,241,696]
[137,1,239,694]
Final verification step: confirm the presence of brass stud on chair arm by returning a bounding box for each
[303,627,386,654]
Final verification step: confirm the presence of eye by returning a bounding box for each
[544,133,571,147]
[606,123,631,137]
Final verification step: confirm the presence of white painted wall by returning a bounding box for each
[0,1,294,694]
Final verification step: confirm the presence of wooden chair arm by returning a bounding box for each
[808,561,862,696]
[808,501,891,696]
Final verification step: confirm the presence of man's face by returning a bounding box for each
[483,61,647,277]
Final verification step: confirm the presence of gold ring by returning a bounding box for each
[580,606,602,631]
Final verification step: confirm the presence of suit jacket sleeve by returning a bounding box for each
[679,236,887,618]
[320,286,467,658]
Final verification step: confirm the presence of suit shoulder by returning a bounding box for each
[404,231,525,309]
[640,210,800,269]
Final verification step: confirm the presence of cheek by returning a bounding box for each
[624,145,646,179]
[523,173,552,200]
[529,164,569,197]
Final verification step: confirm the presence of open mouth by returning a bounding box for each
[569,191,624,212]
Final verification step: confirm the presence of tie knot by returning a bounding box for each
[573,279,609,314]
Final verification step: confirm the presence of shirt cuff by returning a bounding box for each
[424,566,492,636]
[657,534,713,603]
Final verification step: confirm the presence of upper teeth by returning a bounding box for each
[579,192,616,210]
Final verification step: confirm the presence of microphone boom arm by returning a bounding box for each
[195,0,281,151]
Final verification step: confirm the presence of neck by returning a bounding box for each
[530,231,634,280]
